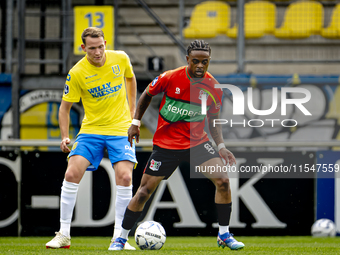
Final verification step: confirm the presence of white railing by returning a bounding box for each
[1,139,340,148]
[0,139,154,147]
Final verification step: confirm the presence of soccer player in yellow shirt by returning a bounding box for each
[46,27,137,250]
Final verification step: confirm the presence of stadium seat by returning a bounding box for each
[321,4,340,39]
[183,1,230,38]
[227,1,276,39]
[275,1,324,39]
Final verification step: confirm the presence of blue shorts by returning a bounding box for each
[68,134,137,171]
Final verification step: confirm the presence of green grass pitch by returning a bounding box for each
[0,236,340,254]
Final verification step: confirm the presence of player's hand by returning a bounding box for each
[128,125,140,147]
[219,148,236,166]
[60,138,71,153]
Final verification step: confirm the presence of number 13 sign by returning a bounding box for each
[74,6,114,55]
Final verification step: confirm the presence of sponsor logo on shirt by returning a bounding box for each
[112,65,121,76]
[85,74,98,79]
[149,159,161,171]
[87,82,122,98]
[160,97,206,123]
[175,87,180,94]
[151,77,159,86]
[64,84,69,95]
[166,104,202,118]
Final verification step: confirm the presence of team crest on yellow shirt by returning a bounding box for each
[111,65,121,76]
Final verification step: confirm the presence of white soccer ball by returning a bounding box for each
[311,218,336,237]
[134,221,166,250]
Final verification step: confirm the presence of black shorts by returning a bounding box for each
[144,141,219,179]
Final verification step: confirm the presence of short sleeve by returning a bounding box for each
[62,71,81,102]
[123,52,134,78]
[146,71,169,97]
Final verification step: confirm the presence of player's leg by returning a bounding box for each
[60,155,90,234]
[109,174,164,250]
[127,173,164,211]
[200,158,244,250]
[109,145,179,250]
[46,155,90,249]
[106,136,137,250]
[111,160,135,250]
[200,157,231,202]
[46,134,105,249]
[193,142,244,250]
[113,162,134,239]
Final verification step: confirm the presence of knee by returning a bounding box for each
[136,187,152,204]
[65,170,78,183]
[64,167,81,183]
[116,172,132,186]
[215,178,230,192]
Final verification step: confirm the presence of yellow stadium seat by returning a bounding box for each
[227,1,276,39]
[184,1,230,38]
[321,4,340,39]
[275,1,323,39]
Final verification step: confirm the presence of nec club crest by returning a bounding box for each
[149,159,161,171]
[198,89,209,100]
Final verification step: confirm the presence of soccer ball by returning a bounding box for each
[311,218,336,237]
[134,221,166,250]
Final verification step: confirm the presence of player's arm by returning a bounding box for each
[125,74,137,119]
[128,89,153,146]
[207,112,236,166]
[59,100,73,153]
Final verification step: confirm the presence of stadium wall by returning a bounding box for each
[1,150,339,237]
[1,74,340,236]
[0,150,315,236]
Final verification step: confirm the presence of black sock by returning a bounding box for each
[121,208,143,230]
[216,202,232,226]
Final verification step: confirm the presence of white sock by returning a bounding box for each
[219,225,229,235]
[112,185,132,240]
[120,228,130,240]
[59,179,79,237]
